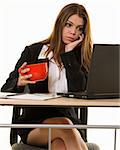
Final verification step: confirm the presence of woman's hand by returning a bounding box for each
[17,62,36,87]
[65,34,84,52]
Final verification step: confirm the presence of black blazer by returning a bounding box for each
[1,42,86,93]
[1,42,87,141]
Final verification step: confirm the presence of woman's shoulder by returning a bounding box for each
[28,42,44,50]
[24,42,44,57]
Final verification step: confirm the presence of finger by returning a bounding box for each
[27,81,37,84]
[21,68,30,74]
[21,62,27,69]
[24,80,37,84]
[21,74,32,80]
[18,62,27,74]
[73,38,82,45]
[79,34,84,41]
[72,34,84,47]
[20,74,37,84]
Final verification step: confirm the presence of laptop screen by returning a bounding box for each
[86,44,120,95]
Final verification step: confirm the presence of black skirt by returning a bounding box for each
[16,107,87,144]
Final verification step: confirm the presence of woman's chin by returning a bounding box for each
[64,40,73,44]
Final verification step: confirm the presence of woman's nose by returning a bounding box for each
[70,27,76,35]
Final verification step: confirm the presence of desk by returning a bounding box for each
[0,97,120,150]
[0,97,120,107]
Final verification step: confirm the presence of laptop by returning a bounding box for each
[58,44,120,99]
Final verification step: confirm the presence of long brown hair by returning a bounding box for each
[41,3,92,72]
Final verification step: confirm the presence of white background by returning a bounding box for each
[0,0,120,149]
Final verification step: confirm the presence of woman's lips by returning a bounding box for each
[66,37,75,42]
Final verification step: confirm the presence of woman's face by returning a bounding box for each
[62,14,84,44]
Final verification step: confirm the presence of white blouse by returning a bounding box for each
[38,45,68,93]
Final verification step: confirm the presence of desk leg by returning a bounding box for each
[114,129,117,150]
[48,128,51,150]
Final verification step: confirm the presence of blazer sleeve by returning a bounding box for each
[61,50,87,92]
[1,46,31,93]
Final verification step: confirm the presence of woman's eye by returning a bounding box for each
[65,23,72,27]
[78,27,84,33]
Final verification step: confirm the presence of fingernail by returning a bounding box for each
[29,74,32,77]
[27,68,30,71]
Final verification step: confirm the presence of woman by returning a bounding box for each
[1,3,92,150]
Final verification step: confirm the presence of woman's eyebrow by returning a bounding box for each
[67,20,84,27]
[67,20,73,24]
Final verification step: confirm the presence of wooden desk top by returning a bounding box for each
[0,97,120,107]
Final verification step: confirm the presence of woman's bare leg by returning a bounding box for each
[27,117,88,150]
[51,138,66,150]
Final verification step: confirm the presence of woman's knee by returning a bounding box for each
[42,117,73,125]
[58,117,73,125]
[61,127,82,140]
[51,138,66,150]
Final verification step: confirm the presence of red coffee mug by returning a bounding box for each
[19,62,48,81]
